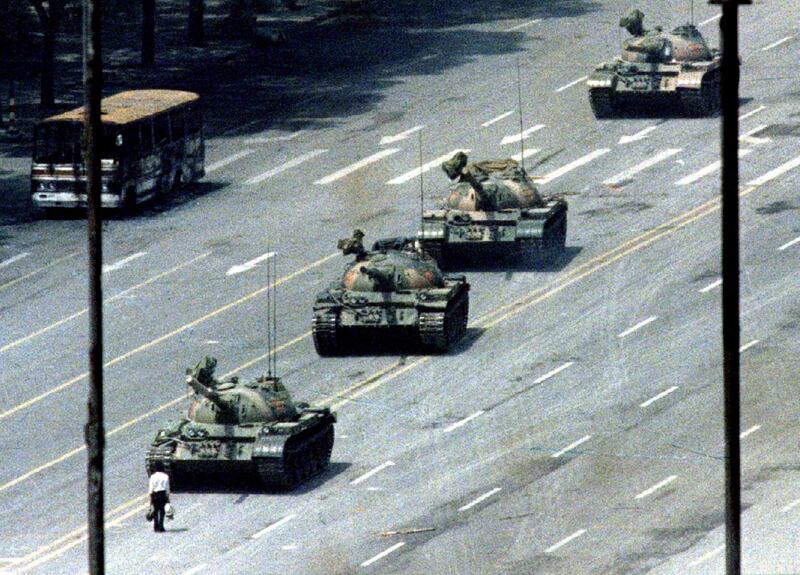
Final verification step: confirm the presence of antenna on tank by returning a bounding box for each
[265,248,277,378]
[418,129,425,241]
[271,252,277,377]
[516,56,526,171]
[690,0,695,25]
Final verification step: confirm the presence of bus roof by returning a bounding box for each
[41,90,200,126]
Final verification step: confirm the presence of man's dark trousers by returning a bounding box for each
[151,491,168,532]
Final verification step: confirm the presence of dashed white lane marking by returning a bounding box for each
[500,124,545,145]
[444,410,485,433]
[740,424,761,439]
[281,544,299,551]
[205,150,253,174]
[640,386,679,408]
[511,148,540,162]
[380,125,424,145]
[0,252,30,269]
[778,236,800,251]
[350,461,395,485]
[555,76,589,93]
[698,278,722,293]
[739,339,759,352]
[534,362,574,384]
[552,435,592,458]
[387,149,470,185]
[102,252,147,274]
[245,149,328,184]
[545,529,587,553]
[635,475,678,499]
[676,149,752,185]
[481,110,514,127]
[739,125,771,146]
[748,153,800,187]
[459,487,502,511]
[739,105,766,121]
[243,130,304,144]
[618,125,659,145]
[251,514,297,539]
[360,542,405,567]
[181,564,208,575]
[603,148,682,186]
[226,251,276,276]
[761,36,794,51]
[781,497,800,513]
[617,316,658,338]
[698,13,721,27]
[315,148,401,185]
[505,18,542,32]
[535,149,610,184]
[689,545,724,567]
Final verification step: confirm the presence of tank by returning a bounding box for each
[416,152,567,265]
[587,9,721,117]
[312,231,470,355]
[145,357,336,490]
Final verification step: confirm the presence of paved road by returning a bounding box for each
[0,1,798,573]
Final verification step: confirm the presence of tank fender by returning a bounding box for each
[676,69,704,89]
[418,221,447,240]
[587,68,616,89]
[516,219,546,239]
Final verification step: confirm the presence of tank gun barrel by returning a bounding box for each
[185,375,230,411]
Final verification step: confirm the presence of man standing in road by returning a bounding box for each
[148,461,170,532]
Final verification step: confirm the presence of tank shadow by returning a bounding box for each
[327,326,481,357]
[120,181,229,219]
[440,246,581,273]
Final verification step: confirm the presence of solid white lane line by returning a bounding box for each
[640,386,679,408]
[360,542,405,567]
[676,149,752,185]
[500,124,545,145]
[739,339,759,352]
[535,149,610,184]
[617,316,658,338]
[545,529,587,553]
[739,105,766,121]
[102,252,146,274]
[315,148,401,185]
[552,435,592,458]
[181,565,208,575]
[387,149,470,185]
[603,149,682,185]
[243,130,304,144]
[762,36,793,51]
[0,252,31,269]
[748,153,800,186]
[635,475,678,499]
[740,424,761,439]
[618,125,659,145]
[226,252,276,276]
[251,514,297,539]
[739,125,771,146]
[205,150,253,173]
[778,236,800,251]
[380,125,424,145]
[555,76,589,93]
[533,362,574,384]
[506,18,542,32]
[511,148,540,162]
[698,278,722,293]
[781,498,800,513]
[690,545,724,567]
[459,487,502,511]
[245,149,328,184]
[350,461,395,485]
[699,14,721,27]
[481,110,514,127]
[444,410,485,433]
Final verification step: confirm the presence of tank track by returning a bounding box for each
[419,296,469,352]
[681,71,720,117]
[254,422,334,490]
[589,89,616,119]
[545,215,567,251]
[312,311,340,356]
[421,241,444,266]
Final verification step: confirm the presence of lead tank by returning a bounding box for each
[417,152,567,265]
[312,231,469,355]
[587,9,721,117]
[145,357,336,490]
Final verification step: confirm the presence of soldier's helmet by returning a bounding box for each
[619,9,645,36]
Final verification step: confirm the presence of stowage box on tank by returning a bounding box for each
[312,232,469,355]
[587,9,721,117]
[145,357,336,490]
[417,152,567,265]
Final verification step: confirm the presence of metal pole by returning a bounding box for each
[142,0,156,66]
[84,0,104,573]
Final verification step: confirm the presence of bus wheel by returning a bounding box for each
[121,188,137,217]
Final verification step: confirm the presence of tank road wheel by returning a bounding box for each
[254,422,335,490]
[682,72,720,117]
[589,89,616,119]
[419,311,447,352]
[312,312,341,356]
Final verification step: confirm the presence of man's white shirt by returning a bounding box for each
[148,471,170,494]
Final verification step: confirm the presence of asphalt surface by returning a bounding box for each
[0,1,799,574]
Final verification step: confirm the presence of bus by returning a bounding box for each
[31,89,205,213]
